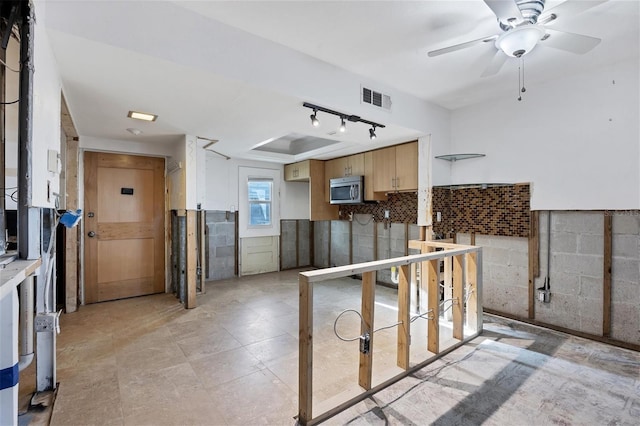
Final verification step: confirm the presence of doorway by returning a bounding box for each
[83,152,165,303]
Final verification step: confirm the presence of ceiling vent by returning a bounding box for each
[361,86,392,111]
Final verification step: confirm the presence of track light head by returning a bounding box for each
[339,117,346,133]
[369,126,377,140]
[310,109,319,127]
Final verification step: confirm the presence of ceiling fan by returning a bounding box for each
[428,0,607,77]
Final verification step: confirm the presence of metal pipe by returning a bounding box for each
[18,276,34,371]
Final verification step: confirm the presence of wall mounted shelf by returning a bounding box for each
[435,153,485,162]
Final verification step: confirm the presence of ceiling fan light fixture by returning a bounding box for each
[496,24,545,58]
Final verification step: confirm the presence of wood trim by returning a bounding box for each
[397,265,410,369]
[359,271,375,390]
[298,275,313,424]
[64,133,79,312]
[309,221,315,267]
[327,220,332,268]
[349,220,353,266]
[373,222,378,261]
[404,223,409,256]
[470,232,476,246]
[603,214,612,337]
[185,210,197,309]
[296,219,300,268]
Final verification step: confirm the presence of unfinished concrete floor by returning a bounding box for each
[18,269,640,425]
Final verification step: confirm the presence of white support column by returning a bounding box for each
[0,288,19,426]
[417,135,432,228]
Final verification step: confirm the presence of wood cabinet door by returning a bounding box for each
[395,142,418,191]
[84,152,165,303]
[347,153,365,176]
[372,146,396,192]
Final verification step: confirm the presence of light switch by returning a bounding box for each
[48,149,59,173]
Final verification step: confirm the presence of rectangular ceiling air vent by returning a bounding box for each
[361,86,392,111]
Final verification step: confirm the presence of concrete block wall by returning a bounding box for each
[534,212,605,336]
[458,233,529,318]
[206,210,236,281]
[352,214,375,265]
[330,220,351,267]
[313,221,330,268]
[611,215,640,343]
[280,220,311,270]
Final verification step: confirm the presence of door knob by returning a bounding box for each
[88,231,96,238]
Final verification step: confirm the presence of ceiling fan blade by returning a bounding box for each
[480,51,508,77]
[541,0,608,22]
[484,0,523,23]
[542,28,602,54]
[428,35,498,57]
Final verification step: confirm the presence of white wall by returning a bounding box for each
[32,5,63,208]
[450,58,640,210]
[280,181,309,220]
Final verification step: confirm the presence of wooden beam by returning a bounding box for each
[397,265,410,370]
[349,220,353,265]
[404,223,409,256]
[185,210,197,309]
[296,219,300,268]
[327,220,332,268]
[444,256,452,321]
[528,210,539,319]
[64,134,79,312]
[603,214,612,337]
[298,274,313,425]
[427,259,439,354]
[466,252,479,332]
[309,221,315,267]
[470,232,476,246]
[359,271,376,390]
[452,254,464,340]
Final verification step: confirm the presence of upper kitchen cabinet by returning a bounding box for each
[284,160,338,221]
[284,160,311,181]
[372,141,418,193]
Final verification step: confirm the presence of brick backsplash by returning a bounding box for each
[339,184,532,238]
[339,192,418,223]
[433,184,531,238]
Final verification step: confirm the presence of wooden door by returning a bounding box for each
[84,152,165,303]
[395,142,418,191]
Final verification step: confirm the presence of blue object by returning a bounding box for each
[60,209,82,228]
[0,363,18,390]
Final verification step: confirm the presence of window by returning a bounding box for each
[248,178,272,226]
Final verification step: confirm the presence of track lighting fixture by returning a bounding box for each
[303,102,385,138]
[310,109,320,127]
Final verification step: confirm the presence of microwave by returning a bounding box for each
[330,175,364,205]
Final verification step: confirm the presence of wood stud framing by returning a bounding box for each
[452,255,463,340]
[397,265,410,370]
[185,210,197,309]
[358,271,375,390]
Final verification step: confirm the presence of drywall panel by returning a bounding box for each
[450,58,640,210]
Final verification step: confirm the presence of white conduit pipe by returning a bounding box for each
[18,276,34,372]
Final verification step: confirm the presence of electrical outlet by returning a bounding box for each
[436,211,442,222]
[384,210,390,219]
[35,313,57,332]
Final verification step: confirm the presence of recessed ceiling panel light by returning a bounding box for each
[127,110,158,122]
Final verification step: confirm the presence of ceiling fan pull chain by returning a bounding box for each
[521,57,526,93]
[517,61,522,101]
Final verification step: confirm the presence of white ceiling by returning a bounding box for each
[42,0,639,163]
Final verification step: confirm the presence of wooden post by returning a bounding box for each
[427,259,439,354]
[466,252,479,332]
[603,214,612,337]
[528,211,539,319]
[185,210,197,308]
[444,256,452,321]
[452,254,464,340]
[397,265,410,369]
[298,275,313,424]
[359,271,375,390]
